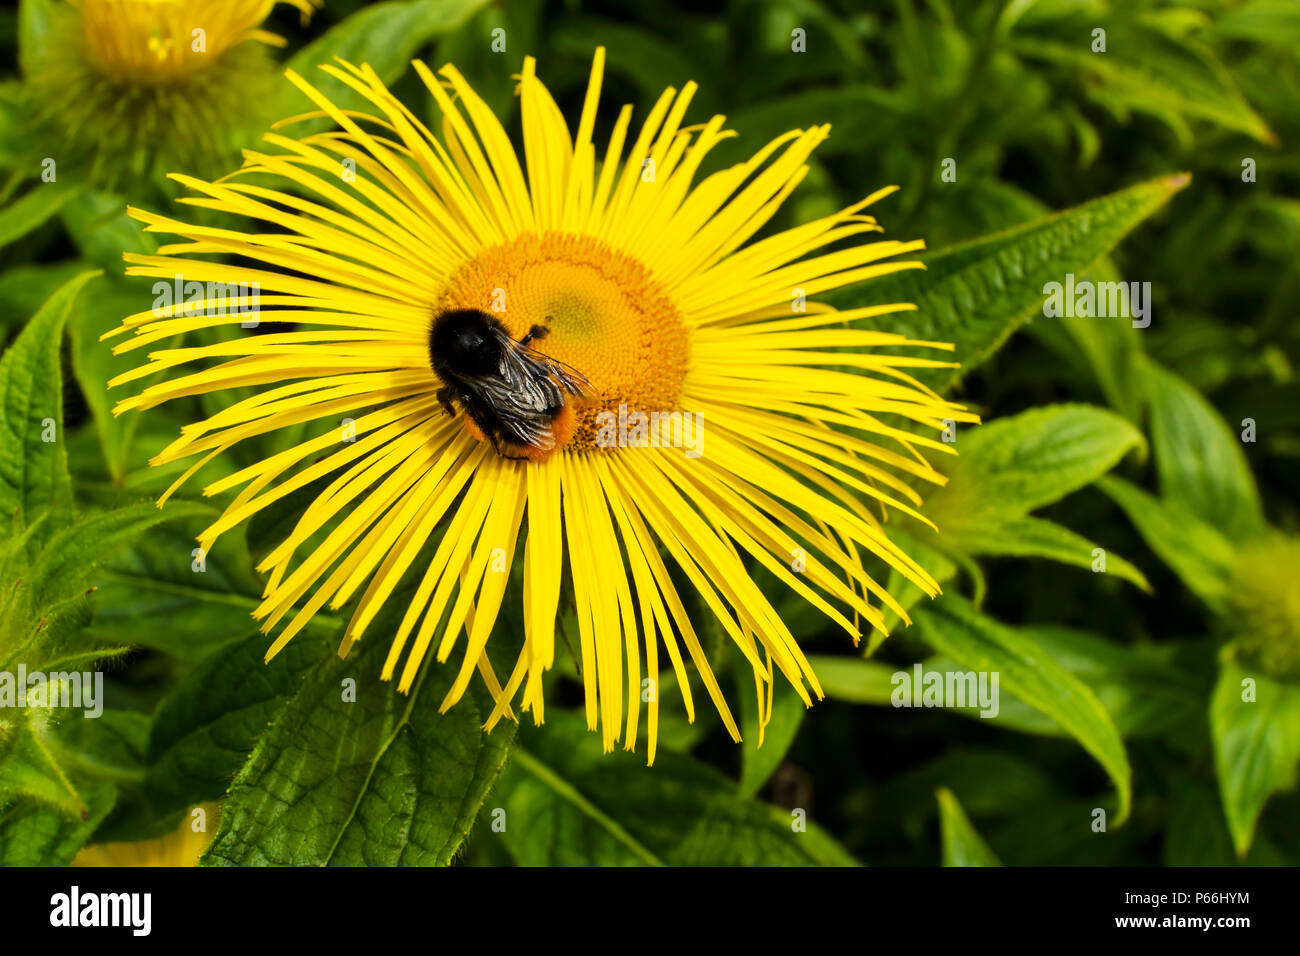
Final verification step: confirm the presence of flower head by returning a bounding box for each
[76,0,318,84]
[107,50,975,761]
[25,0,319,184]
[1229,535,1300,680]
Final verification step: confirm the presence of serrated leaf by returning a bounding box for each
[146,631,332,816]
[0,270,98,524]
[497,713,857,866]
[203,618,514,866]
[936,787,1002,866]
[912,594,1132,823]
[1097,475,1237,613]
[829,175,1189,390]
[85,521,272,662]
[29,501,212,610]
[0,721,87,818]
[1146,359,1265,542]
[0,780,115,865]
[1210,655,1300,857]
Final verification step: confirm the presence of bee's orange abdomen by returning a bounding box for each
[462,402,576,462]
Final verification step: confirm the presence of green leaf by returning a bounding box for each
[146,631,333,816]
[0,720,89,818]
[272,0,492,136]
[933,404,1145,516]
[0,780,115,866]
[1011,29,1276,146]
[0,270,98,524]
[0,499,211,681]
[829,175,1189,390]
[1028,258,1145,422]
[57,709,151,787]
[0,84,25,172]
[1213,0,1300,48]
[203,618,514,866]
[1015,627,1203,742]
[18,0,59,76]
[496,713,857,866]
[942,514,1150,592]
[736,676,806,798]
[804,654,897,704]
[1146,360,1265,542]
[877,525,959,641]
[28,501,213,611]
[1210,655,1300,857]
[913,595,1132,823]
[1097,476,1237,613]
[68,277,158,484]
[936,787,1002,866]
[911,630,1204,744]
[0,182,82,250]
[86,522,271,663]
[58,190,156,270]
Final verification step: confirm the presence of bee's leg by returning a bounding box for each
[519,324,550,347]
[436,386,456,418]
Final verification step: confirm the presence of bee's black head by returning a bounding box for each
[429,308,502,378]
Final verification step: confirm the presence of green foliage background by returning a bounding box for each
[0,0,1297,866]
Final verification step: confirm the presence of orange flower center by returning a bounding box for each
[434,233,690,454]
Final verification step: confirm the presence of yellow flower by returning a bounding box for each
[106,51,975,762]
[75,0,319,85]
[1229,535,1300,680]
[26,0,320,184]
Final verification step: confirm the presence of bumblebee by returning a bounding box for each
[428,308,590,460]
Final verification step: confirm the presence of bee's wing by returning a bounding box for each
[520,344,592,398]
